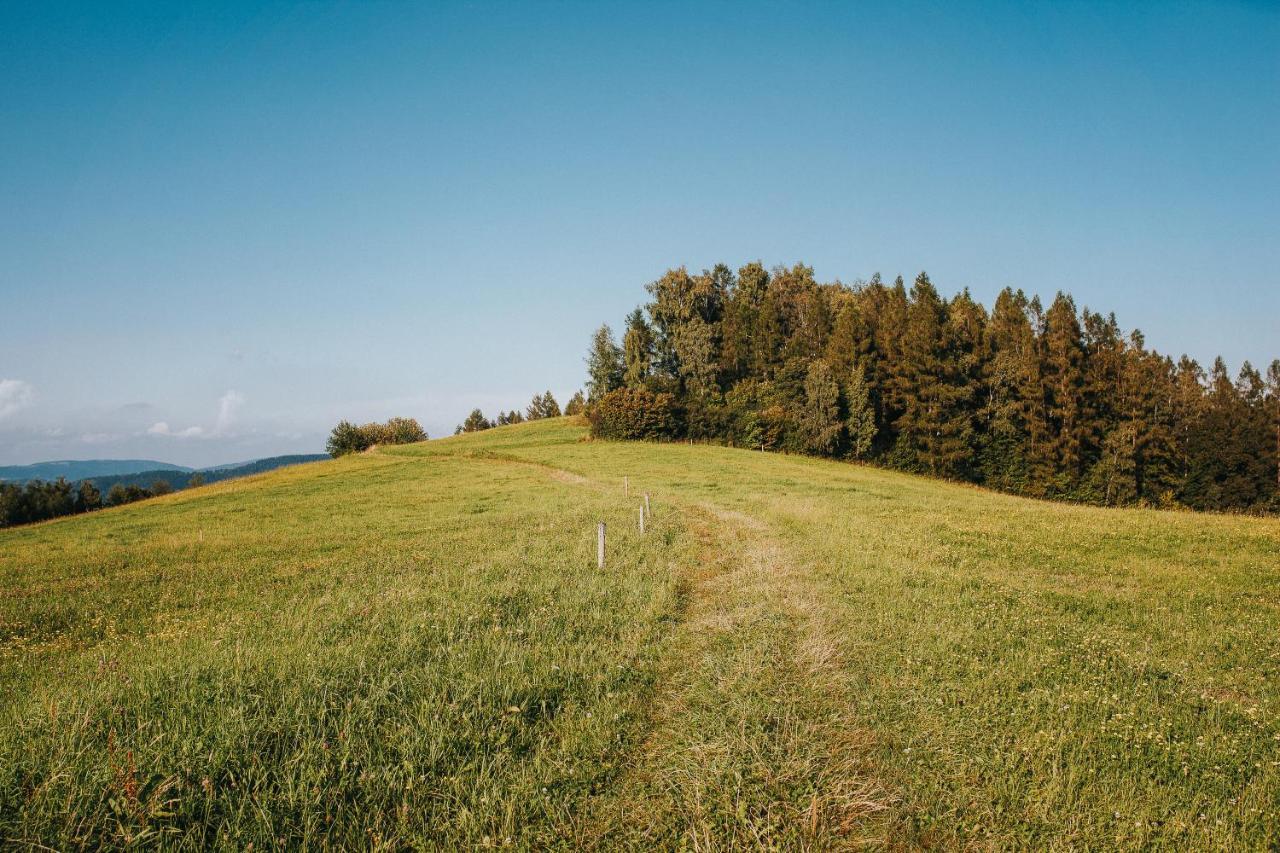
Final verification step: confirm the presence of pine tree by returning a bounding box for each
[1040,293,1087,491]
[844,364,876,459]
[564,390,586,416]
[1234,362,1274,506]
[622,308,653,387]
[981,288,1041,491]
[895,273,972,476]
[1268,360,1280,493]
[457,409,492,434]
[586,325,624,401]
[875,276,911,438]
[801,359,843,455]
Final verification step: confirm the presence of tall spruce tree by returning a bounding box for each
[586,325,624,401]
[1040,293,1088,491]
[895,274,972,476]
[801,359,843,455]
[622,308,653,387]
[1268,361,1280,492]
[844,364,877,459]
[981,288,1042,491]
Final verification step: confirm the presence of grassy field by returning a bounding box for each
[2,418,1278,849]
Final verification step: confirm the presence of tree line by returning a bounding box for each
[0,477,175,528]
[454,390,585,435]
[585,262,1279,513]
[0,455,327,530]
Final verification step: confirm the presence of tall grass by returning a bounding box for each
[3,419,1278,848]
[1,448,690,847]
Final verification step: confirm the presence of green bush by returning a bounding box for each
[587,388,681,440]
[327,417,427,457]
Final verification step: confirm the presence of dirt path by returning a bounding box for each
[570,501,891,849]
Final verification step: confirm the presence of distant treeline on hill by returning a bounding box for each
[85,455,329,493]
[584,262,1279,513]
[0,454,327,529]
[453,390,585,435]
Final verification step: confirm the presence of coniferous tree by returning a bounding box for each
[1268,361,1280,493]
[1234,362,1274,507]
[844,364,877,460]
[457,409,492,434]
[564,390,587,416]
[526,392,559,420]
[800,359,843,454]
[586,325,624,401]
[1040,293,1088,491]
[622,308,653,387]
[980,288,1040,491]
[895,274,971,476]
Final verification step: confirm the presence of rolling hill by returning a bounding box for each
[82,454,329,494]
[0,459,190,482]
[1,418,1277,848]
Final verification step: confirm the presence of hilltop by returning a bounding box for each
[1,418,1277,848]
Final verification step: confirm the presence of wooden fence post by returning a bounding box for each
[639,505,645,534]
[597,522,606,569]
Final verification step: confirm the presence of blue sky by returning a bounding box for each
[1,1,1277,466]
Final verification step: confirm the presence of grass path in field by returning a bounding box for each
[569,504,888,849]
[457,443,893,846]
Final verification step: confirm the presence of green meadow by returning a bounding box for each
[2,418,1277,849]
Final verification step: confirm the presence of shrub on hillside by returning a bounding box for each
[327,417,428,457]
[587,388,680,440]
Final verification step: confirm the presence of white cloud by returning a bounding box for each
[147,421,205,438]
[215,390,245,435]
[145,390,244,440]
[0,379,34,420]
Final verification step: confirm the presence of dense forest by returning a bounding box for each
[585,263,1279,513]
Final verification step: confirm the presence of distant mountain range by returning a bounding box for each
[0,459,190,482]
[0,455,329,490]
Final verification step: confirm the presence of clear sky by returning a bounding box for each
[1,1,1277,467]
